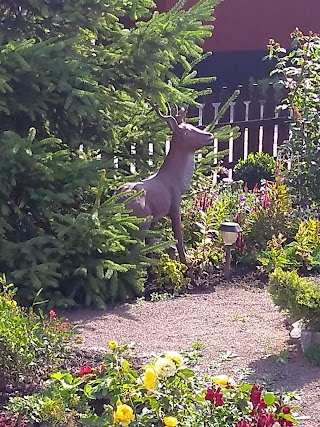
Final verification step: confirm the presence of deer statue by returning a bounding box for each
[118,105,213,265]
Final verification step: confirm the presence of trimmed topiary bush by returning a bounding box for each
[269,268,320,331]
[233,152,276,190]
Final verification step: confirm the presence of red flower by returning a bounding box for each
[205,387,224,406]
[100,364,107,371]
[250,384,264,406]
[282,406,291,414]
[279,418,293,427]
[49,309,56,317]
[257,413,276,427]
[79,366,92,376]
[205,387,215,401]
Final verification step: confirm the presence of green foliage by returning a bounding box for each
[183,180,250,268]
[8,342,298,427]
[0,0,221,175]
[292,218,320,270]
[233,152,277,190]
[0,0,226,306]
[258,218,320,273]
[182,175,296,269]
[148,253,190,294]
[269,30,320,204]
[257,234,296,273]
[246,178,295,248]
[0,275,76,390]
[269,268,320,331]
[0,129,154,307]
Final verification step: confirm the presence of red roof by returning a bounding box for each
[156,0,320,52]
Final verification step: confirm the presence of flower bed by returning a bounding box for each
[6,342,298,427]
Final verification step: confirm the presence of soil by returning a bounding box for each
[63,272,320,427]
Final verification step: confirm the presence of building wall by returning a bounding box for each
[156,0,320,52]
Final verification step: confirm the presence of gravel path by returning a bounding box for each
[65,282,320,427]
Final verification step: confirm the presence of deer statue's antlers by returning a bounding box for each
[157,102,188,124]
[149,101,189,128]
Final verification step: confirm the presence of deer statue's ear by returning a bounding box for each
[177,106,188,124]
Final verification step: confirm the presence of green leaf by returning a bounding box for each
[122,359,130,371]
[263,392,276,406]
[177,368,194,378]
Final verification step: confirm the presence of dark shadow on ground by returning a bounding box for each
[58,302,139,325]
[247,343,320,392]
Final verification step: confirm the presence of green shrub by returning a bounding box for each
[147,254,190,295]
[0,275,76,390]
[0,129,152,307]
[233,152,276,190]
[269,268,320,330]
[258,219,320,273]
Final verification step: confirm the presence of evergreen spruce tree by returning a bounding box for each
[0,0,222,307]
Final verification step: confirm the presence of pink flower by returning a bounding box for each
[79,366,92,376]
[49,310,56,317]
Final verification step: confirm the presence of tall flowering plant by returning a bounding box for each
[183,167,296,270]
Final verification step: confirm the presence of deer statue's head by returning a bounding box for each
[159,104,213,152]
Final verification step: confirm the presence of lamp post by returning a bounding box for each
[218,221,242,280]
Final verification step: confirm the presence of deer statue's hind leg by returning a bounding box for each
[170,210,187,265]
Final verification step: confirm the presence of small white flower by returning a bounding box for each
[154,357,176,377]
[165,351,184,367]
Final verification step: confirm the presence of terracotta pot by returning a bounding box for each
[301,329,320,353]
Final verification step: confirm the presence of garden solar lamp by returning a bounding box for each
[218,222,242,281]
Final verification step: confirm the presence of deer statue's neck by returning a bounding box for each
[157,141,195,195]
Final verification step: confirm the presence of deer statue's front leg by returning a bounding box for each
[170,209,187,265]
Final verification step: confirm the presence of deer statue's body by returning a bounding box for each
[118,107,213,264]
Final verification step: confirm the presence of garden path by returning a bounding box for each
[65,281,320,427]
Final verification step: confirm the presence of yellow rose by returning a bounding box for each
[143,367,158,390]
[108,340,118,351]
[163,416,178,427]
[113,404,134,426]
[154,357,176,378]
[212,375,235,387]
[165,351,184,367]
